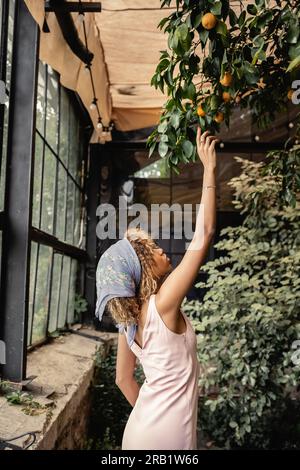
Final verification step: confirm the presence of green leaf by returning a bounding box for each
[199,116,206,129]
[158,121,168,133]
[280,7,293,24]
[216,20,227,37]
[253,35,264,48]
[158,141,168,158]
[229,8,238,27]
[182,140,194,159]
[210,94,220,110]
[286,56,300,72]
[170,112,180,129]
[243,61,259,84]
[191,12,202,29]
[149,142,156,157]
[186,82,196,100]
[210,1,222,16]
[255,0,266,6]
[199,29,209,45]
[251,46,266,65]
[222,49,228,65]
[170,153,178,165]
[177,23,189,41]
[238,10,246,28]
[229,421,238,428]
[287,24,299,44]
[247,4,257,15]
[157,58,170,72]
[289,43,300,60]
[158,17,169,31]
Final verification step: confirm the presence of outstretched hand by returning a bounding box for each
[196,127,219,171]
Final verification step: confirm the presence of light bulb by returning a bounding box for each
[289,122,294,129]
[254,135,260,142]
[78,13,85,23]
[220,142,224,148]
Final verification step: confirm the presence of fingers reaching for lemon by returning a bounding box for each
[196,127,220,170]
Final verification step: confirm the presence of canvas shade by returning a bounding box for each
[24,0,252,143]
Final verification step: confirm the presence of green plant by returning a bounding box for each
[183,152,300,449]
[148,0,300,177]
[5,390,51,416]
[0,380,14,396]
[74,293,88,322]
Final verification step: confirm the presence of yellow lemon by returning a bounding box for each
[202,13,217,30]
[222,91,231,102]
[197,105,206,117]
[214,112,224,123]
[220,71,233,87]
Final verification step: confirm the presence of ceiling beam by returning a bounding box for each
[45,1,102,13]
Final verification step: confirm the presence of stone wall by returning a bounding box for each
[0,327,117,450]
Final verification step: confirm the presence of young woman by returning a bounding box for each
[95,128,218,450]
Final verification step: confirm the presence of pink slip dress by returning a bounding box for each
[122,293,200,450]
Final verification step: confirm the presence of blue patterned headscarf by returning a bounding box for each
[95,237,141,347]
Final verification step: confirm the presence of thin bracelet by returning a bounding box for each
[203,185,217,189]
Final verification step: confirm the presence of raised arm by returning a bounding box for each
[156,128,218,316]
[115,332,141,407]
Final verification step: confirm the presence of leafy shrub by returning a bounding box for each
[148,0,300,174]
[183,154,300,448]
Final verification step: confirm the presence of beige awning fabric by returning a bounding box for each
[24,0,249,143]
[24,0,113,143]
[24,0,173,143]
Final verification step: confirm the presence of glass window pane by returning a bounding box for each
[48,253,62,333]
[66,180,75,244]
[0,106,9,210]
[45,65,58,152]
[55,163,67,240]
[31,244,52,344]
[6,0,15,91]
[218,105,252,142]
[73,187,81,246]
[32,133,44,228]
[69,106,79,181]
[57,256,71,329]
[27,241,38,346]
[0,1,15,211]
[59,87,69,166]
[36,62,46,136]
[67,259,78,324]
[134,156,170,179]
[133,178,170,207]
[41,147,56,234]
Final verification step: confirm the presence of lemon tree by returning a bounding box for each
[148,0,300,184]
